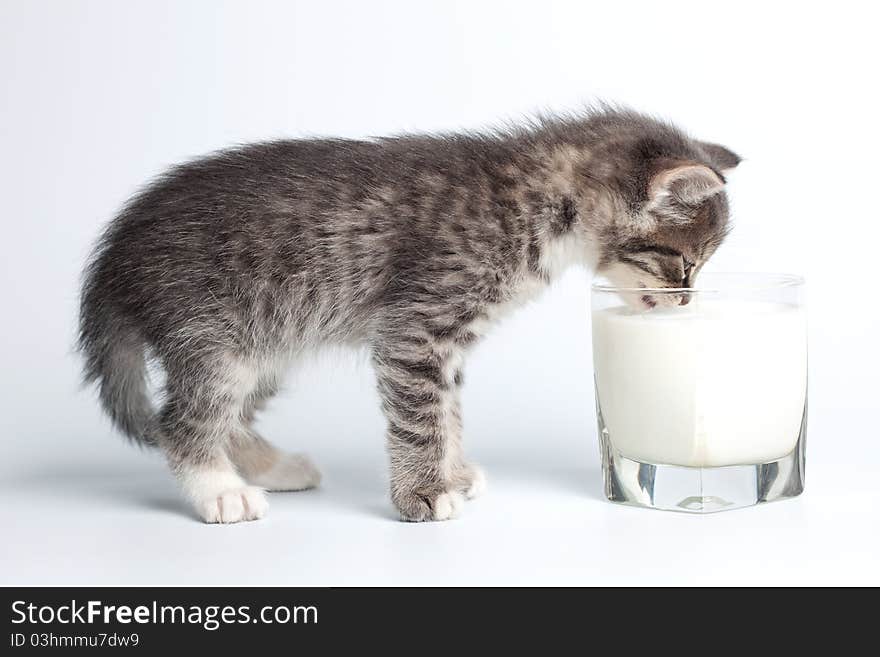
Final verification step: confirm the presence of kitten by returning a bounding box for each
[79,108,739,523]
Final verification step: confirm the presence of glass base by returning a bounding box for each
[597,403,807,513]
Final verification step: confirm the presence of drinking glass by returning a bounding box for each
[591,273,807,513]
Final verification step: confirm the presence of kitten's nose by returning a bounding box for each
[679,293,691,306]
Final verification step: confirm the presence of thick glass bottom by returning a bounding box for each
[597,403,807,513]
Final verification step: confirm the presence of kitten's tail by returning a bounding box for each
[79,271,156,447]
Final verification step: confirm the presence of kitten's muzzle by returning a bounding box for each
[639,291,690,309]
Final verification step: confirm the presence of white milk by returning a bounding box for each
[592,300,807,467]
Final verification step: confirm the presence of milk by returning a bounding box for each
[592,300,807,467]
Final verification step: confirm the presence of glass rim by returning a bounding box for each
[591,272,805,294]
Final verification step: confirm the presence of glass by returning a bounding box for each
[591,273,807,513]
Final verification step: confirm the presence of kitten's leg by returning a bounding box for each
[229,428,321,491]
[445,366,488,500]
[158,358,268,524]
[228,385,321,491]
[374,340,471,522]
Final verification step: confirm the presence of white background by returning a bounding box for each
[1,0,878,585]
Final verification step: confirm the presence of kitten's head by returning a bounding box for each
[596,139,740,307]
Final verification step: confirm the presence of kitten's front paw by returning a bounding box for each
[463,465,488,500]
[393,487,465,522]
[452,462,488,499]
[196,486,269,524]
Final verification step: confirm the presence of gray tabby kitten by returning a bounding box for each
[79,108,739,523]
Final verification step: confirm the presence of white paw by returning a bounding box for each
[433,491,465,520]
[196,486,269,524]
[249,453,322,491]
[465,466,488,500]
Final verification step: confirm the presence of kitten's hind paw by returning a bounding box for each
[432,491,465,520]
[248,453,322,492]
[393,488,465,522]
[197,486,269,524]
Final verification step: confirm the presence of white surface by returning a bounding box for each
[1,0,879,586]
[593,300,807,466]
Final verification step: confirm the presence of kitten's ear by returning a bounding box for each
[647,163,725,210]
[698,142,741,172]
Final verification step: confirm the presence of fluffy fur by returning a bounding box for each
[79,107,739,523]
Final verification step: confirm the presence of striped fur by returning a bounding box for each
[79,107,738,522]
